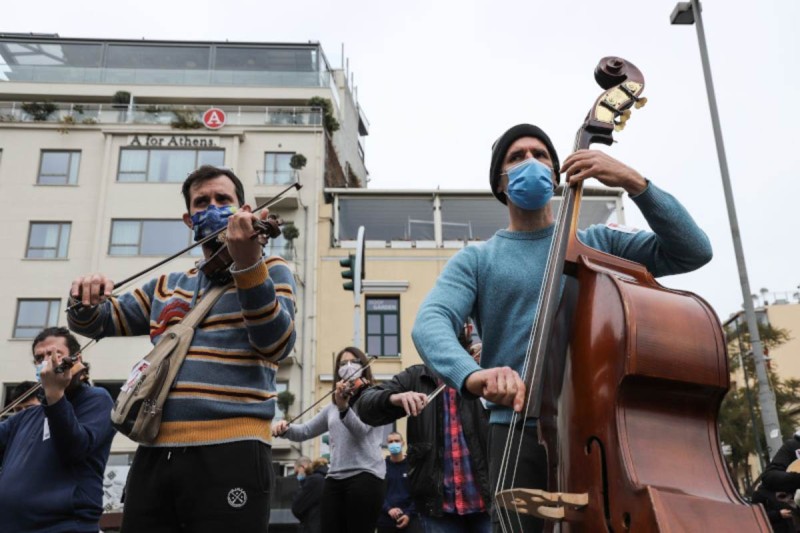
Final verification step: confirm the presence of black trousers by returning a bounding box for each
[489,424,547,533]
[121,440,273,533]
[320,472,385,533]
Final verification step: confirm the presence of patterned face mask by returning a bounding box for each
[190,205,238,241]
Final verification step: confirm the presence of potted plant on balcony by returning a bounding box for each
[289,153,307,171]
[111,91,131,109]
[281,221,300,261]
[307,97,339,134]
[21,102,58,121]
[276,390,295,419]
[171,108,202,129]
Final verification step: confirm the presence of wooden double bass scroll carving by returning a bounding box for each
[495,57,770,532]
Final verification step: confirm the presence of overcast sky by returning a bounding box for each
[6,0,799,319]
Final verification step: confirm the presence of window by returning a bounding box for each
[365,297,400,356]
[109,219,201,257]
[274,382,288,421]
[264,232,294,261]
[26,222,71,259]
[261,152,294,185]
[14,299,60,338]
[440,198,509,241]
[38,151,80,185]
[106,45,210,70]
[118,148,224,183]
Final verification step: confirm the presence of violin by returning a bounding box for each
[0,338,96,419]
[287,356,378,424]
[198,213,284,284]
[339,375,372,400]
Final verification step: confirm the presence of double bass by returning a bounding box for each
[495,57,770,532]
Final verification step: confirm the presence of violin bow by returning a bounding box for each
[66,181,301,312]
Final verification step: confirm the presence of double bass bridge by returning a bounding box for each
[495,488,589,521]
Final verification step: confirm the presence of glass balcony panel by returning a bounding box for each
[106,45,210,70]
[338,198,435,241]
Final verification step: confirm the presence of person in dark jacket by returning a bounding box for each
[291,456,328,533]
[751,485,796,533]
[0,327,115,533]
[378,432,419,532]
[357,324,491,532]
[762,433,800,493]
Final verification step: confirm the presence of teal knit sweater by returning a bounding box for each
[411,182,713,424]
[67,257,296,446]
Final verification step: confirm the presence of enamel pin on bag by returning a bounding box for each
[111,282,231,444]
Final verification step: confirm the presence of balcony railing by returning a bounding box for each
[256,169,298,186]
[0,65,330,88]
[0,102,323,128]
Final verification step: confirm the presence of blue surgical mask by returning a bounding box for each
[505,158,554,211]
[34,362,45,383]
[388,442,403,455]
[190,205,238,242]
[297,473,306,482]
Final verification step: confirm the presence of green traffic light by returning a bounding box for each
[340,253,356,291]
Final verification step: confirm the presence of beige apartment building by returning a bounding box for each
[725,293,800,383]
[0,34,368,491]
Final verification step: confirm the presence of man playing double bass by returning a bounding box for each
[68,165,296,532]
[411,123,713,532]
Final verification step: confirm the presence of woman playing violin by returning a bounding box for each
[273,346,388,533]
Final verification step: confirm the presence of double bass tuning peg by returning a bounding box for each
[635,97,648,109]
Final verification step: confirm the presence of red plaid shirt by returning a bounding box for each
[441,384,486,514]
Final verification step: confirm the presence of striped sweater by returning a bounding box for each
[67,257,296,447]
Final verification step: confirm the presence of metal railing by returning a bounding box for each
[0,65,330,88]
[0,102,323,128]
[256,169,298,186]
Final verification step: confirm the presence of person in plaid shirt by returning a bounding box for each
[357,324,491,532]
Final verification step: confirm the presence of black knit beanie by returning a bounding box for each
[489,124,560,204]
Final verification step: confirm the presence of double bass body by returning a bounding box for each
[538,243,771,531]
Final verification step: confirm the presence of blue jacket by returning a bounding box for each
[377,456,416,527]
[0,383,115,532]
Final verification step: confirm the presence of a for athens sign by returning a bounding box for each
[203,108,226,130]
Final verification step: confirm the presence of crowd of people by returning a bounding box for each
[0,121,733,532]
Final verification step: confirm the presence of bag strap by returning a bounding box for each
[179,281,232,329]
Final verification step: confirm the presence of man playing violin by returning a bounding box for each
[67,165,297,533]
[0,327,115,533]
[411,124,714,532]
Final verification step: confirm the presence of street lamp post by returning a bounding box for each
[670,0,784,458]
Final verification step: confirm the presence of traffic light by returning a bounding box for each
[340,253,356,291]
[340,226,365,294]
